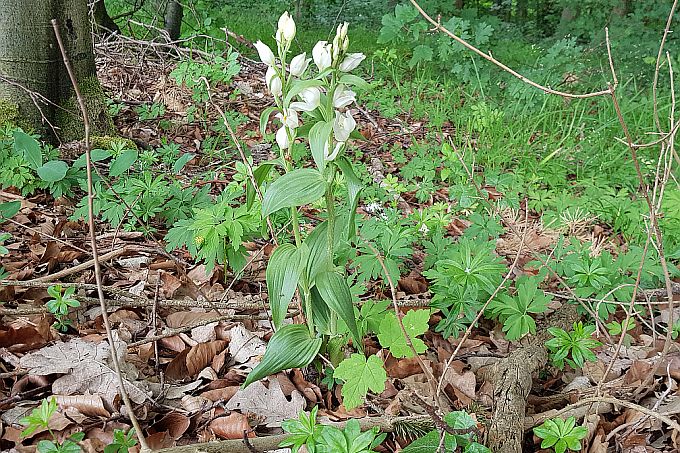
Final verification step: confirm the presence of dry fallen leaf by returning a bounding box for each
[19,338,148,405]
[226,379,305,427]
[165,340,227,380]
[152,412,190,440]
[229,324,266,368]
[210,412,254,440]
[55,395,110,417]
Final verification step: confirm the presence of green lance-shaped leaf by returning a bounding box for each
[243,324,322,388]
[13,130,42,169]
[338,74,370,91]
[302,221,335,283]
[308,121,333,172]
[309,286,331,335]
[109,149,138,177]
[262,168,326,217]
[315,271,362,351]
[335,157,363,241]
[259,106,278,135]
[266,243,303,330]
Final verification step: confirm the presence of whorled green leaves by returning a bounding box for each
[243,324,322,388]
[262,168,326,217]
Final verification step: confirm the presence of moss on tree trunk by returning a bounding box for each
[0,0,113,143]
[55,75,114,142]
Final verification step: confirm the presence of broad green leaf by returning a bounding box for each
[37,160,68,182]
[402,430,455,453]
[262,168,326,217]
[0,201,21,219]
[315,271,361,351]
[302,221,342,283]
[338,74,370,91]
[267,244,302,330]
[109,149,138,177]
[172,153,195,174]
[260,106,278,135]
[13,130,42,169]
[409,44,433,68]
[72,149,111,169]
[308,121,333,172]
[243,324,322,388]
[335,157,363,241]
[247,159,284,210]
[378,310,429,358]
[333,354,386,410]
[310,286,331,335]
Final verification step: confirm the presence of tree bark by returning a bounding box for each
[0,0,57,131]
[164,0,183,41]
[0,0,112,142]
[91,0,120,34]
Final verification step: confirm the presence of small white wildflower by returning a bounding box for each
[277,11,296,43]
[312,41,332,71]
[254,41,275,66]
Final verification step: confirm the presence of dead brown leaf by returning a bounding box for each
[152,412,190,440]
[165,340,227,380]
[210,412,253,440]
[55,395,110,417]
[225,379,304,427]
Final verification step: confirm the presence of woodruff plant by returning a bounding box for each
[243,13,369,387]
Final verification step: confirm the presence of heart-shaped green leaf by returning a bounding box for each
[37,160,69,182]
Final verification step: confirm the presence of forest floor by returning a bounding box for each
[1,29,679,453]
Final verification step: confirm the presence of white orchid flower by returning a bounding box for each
[254,41,276,66]
[277,11,296,43]
[333,109,356,142]
[265,67,282,97]
[332,85,356,108]
[325,141,344,161]
[339,53,365,72]
[276,126,289,150]
[289,53,310,77]
[276,109,299,129]
[290,87,321,112]
[313,41,332,71]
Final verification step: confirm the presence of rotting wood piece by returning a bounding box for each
[480,304,580,453]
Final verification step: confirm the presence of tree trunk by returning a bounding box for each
[164,0,183,41]
[0,0,57,131]
[516,0,528,21]
[91,0,120,34]
[0,0,112,142]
